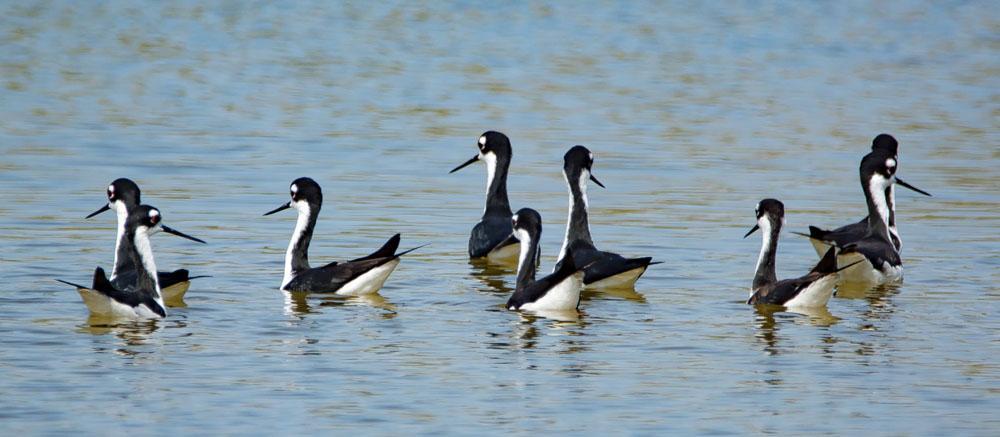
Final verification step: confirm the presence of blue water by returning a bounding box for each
[1,1,997,434]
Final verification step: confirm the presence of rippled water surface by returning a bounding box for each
[1,1,997,434]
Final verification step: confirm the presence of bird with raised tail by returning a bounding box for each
[58,205,203,319]
[797,134,930,256]
[264,177,424,295]
[506,208,588,312]
[85,178,207,303]
[553,145,659,288]
[449,131,521,263]
[744,199,861,308]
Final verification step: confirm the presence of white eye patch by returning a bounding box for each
[108,185,115,194]
[291,184,298,194]
[479,136,486,146]
[588,152,594,161]
[512,213,519,223]
[149,209,160,219]
[885,158,896,169]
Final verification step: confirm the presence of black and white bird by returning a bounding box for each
[264,177,422,295]
[85,178,206,303]
[798,134,930,256]
[58,205,202,319]
[506,208,587,312]
[744,199,860,307]
[552,146,658,287]
[449,131,520,262]
[832,150,911,284]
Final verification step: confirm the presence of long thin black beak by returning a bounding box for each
[161,224,206,244]
[263,202,291,216]
[85,204,111,219]
[449,155,479,174]
[589,173,606,189]
[743,224,760,239]
[895,177,931,197]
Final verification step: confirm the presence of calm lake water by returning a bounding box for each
[1,1,997,434]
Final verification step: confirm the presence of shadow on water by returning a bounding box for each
[283,291,397,319]
[752,304,840,355]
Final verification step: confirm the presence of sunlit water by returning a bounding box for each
[1,1,997,434]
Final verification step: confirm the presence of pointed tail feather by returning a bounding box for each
[351,234,402,262]
[808,226,830,239]
[55,279,88,290]
[395,243,430,257]
[792,226,832,242]
[186,275,212,280]
[810,247,840,275]
[92,267,114,291]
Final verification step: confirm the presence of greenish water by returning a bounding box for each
[1,1,997,434]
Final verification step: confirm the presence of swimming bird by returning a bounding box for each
[85,178,207,303]
[449,131,520,262]
[506,208,587,312]
[744,199,861,307]
[552,146,658,287]
[833,150,910,284]
[264,177,422,295]
[58,205,201,319]
[797,134,930,256]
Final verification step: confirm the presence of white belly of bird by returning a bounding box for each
[587,266,647,288]
[487,242,520,263]
[77,288,163,320]
[519,272,584,312]
[782,275,837,309]
[836,253,903,284]
[336,259,400,296]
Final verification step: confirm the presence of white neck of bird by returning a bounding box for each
[754,217,773,283]
[483,152,497,199]
[868,175,892,237]
[111,201,128,277]
[283,201,311,288]
[557,169,591,263]
[134,226,162,298]
[516,229,533,270]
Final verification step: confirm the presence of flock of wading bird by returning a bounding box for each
[57,131,930,320]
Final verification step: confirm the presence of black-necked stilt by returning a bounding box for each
[744,199,861,307]
[450,131,520,262]
[506,208,587,311]
[833,150,911,284]
[553,145,658,287]
[58,205,202,319]
[85,178,207,303]
[798,134,930,256]
[264,177,423,294]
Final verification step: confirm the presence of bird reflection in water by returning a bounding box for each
[468,258,515,295]
[581,283,646,304]
[77,317,163,356]
[835,281,900,331]
[752,304,839,355]
[283,290,397,319]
